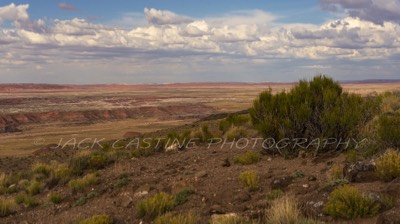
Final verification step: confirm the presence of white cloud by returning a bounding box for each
[144,8,193,25]
[320,0,400,24]
[0,3,399,83]
[0,3,29,24]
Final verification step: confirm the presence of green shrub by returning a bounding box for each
[136,192,175,218]
[324,185,380,219]
[266,189,284,200]
[250,75,380,156]
[15,193,39,208]
[175,188,195,206]
[0,198,16,217]
[48,193,62,204]
[239,171,259,191]
[73,191,97,206]
[79,214,113,224]
[324,178,349,188]
[376,149,400,182]
[113,177,129,189]
[68,173,99,193]
[234,151,260,165]
[378,114,400,148]
[28,181,42,195]
[291,171,305,178]
[155,212,198,224]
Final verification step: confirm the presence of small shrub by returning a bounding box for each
[113,178,129,189]
[324,185,380,219]
[155,212,198,224]
[48,193,62,204]
[68,173,99,193]
[329,164,343,180]
[234,151,261,165]
[175,188,195,206]
[266,189,284,200]
[376,148,400,182]
[324,178,349,188]
[15,194,39,208]
[0,198,16,217]
[239,171,259,191]
[210,214,254,224]
[136,192,175,218]
[88,154,109,170]
[74,191,98,207]
[266,195,300,224]
[291,171,305,178]
[69,154,90,176]
[32,163,52,178]
[79,214,113,224]
[54,165,72,184]
[225,127,248,142]
[28,181,42,195]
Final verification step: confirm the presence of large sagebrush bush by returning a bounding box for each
[250,75,380,155]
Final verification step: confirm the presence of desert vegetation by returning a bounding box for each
[0,77,399,223]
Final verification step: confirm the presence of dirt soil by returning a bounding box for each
[0,140,389,224]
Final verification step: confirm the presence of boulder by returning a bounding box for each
[343,161,379,183]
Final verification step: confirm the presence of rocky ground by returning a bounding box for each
[0,123,399,223]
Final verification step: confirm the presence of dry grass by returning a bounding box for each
[265,195,300,224]
[155,212,198,224]
[239,171,260,191]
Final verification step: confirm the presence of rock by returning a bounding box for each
[377,207,400,224]
[308,175,317,181]
[222,158,231,167]
[195,170,208,180]
[210,204,225,214]
[211,213,237,224]
[343,161,378,183]
[118,191,134,208]
[165,143,179,153]
[271,176,293,190]
[134,184,150,198]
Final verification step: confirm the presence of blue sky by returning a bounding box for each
[0,1,399,84]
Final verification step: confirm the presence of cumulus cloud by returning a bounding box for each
[144,8,193,25]
[1,3,399,83]
[0,3,29,24]
[320,0,400,24]
[58,2,77,11]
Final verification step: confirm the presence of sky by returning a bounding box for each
[0,1,399,84]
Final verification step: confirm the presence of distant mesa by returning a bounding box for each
[123,131,143,139]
